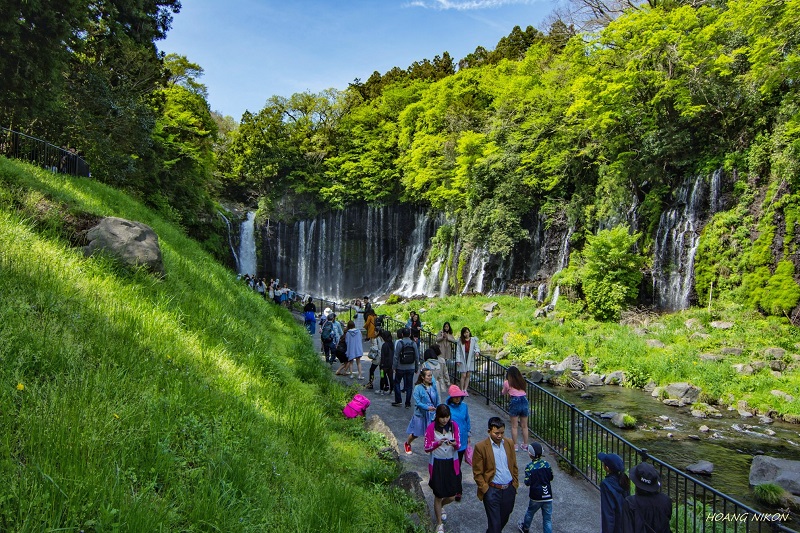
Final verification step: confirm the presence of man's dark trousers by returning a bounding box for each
[394,368,414,405]
[483,485,517,533]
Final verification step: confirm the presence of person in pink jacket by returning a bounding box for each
[424,404,462,532]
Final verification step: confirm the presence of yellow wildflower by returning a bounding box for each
[113,413,120,420]
[16,383,24,391]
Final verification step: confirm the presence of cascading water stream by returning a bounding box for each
[653,175,707,311]
[238,211,257,276]
[218,211,240,273]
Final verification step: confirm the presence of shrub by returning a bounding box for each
[622,414,637,428]
[754,483,787,506]
[580,225,644,321]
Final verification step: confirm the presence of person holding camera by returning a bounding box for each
[424,403,462,533]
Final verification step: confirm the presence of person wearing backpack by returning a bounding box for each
[320,315,335,364]
[622,463,672,533]
[392,328,419,408]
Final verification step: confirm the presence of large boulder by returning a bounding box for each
[664,382,701,404]
[687,460,714,476]
[749,456,800,496]
[554,355,584,372]
[83,217,163,275]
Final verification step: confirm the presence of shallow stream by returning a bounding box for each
[540,383,800,525]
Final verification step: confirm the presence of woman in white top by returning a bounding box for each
[455,326,479,392]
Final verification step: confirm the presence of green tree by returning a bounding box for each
[580,226,644,320]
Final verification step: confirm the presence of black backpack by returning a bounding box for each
[399,342,416,365]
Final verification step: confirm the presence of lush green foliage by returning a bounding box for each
[0,158,418,531]
[214,1,800,319]
[579,226,644,320]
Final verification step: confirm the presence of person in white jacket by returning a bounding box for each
[455,327,479,391]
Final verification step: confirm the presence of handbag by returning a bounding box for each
[464,444,474,466]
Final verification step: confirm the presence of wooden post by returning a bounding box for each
[708,281,714,313]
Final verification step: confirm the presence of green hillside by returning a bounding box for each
[0,157,412,531]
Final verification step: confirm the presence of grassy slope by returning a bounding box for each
[0,158,413,532]
[378,294,800,420]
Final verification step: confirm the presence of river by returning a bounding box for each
[540,383,800,522]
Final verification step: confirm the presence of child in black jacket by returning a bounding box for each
[518,442,554,533]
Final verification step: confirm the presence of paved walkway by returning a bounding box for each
[302,318,600,532]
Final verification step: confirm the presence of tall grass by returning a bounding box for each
[0,158,419,531]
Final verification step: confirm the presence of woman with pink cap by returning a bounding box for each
[446,384,471,502]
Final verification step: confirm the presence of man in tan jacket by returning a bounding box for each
[473,416,519,532]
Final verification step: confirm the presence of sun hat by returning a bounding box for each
[597,452,625,474]
[630,462,661,493]
[447,384,468,398]
[527,442,543,457]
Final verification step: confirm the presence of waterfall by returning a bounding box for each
[537,283,547,302]
[440,259,450,298]
[218,211,240,273]
[527,213,545,279]
[238,211,257,276]
[653,175,706,311]
[709,168,723,214]
[263,204,440,300]
[461,246,489,294]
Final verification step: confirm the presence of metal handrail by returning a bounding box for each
[380,315,797,533]
[1,126,90,177]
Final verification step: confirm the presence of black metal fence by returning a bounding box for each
[1,126,90,177]
[379,315,797,533]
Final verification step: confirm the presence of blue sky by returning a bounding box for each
[158,0,560,120]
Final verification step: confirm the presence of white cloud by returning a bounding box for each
[407,0,534,10]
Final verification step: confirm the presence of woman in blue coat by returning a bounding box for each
[446,384,471,502]
[598,452,630,533]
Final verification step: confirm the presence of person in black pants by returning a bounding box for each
[378,329,394,394]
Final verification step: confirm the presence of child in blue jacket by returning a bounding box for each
[518,442,553,533]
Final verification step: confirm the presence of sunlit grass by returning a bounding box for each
[0,158,419,531]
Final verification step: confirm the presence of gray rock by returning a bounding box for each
[664,382,701,403]
[769,360,786,371]
[691,410,707,418]
[764,347,786,359]
[599,412,616,419]
[502,332,512,345]
[721,347,744,356]
[526,371,544,383]
[579,374,605,387]
[687,460,714,475]
[651,387,664,398]
[646,339,666,349]
[738,410,754,418]
[366,415,399,451]
[699,425,710,432]
[390,471,430,529]
[485,312,493,322]
[483,302,499,313]
[783,414,800,424]
[604,371,626,385]
[771,371,782,378]
[662,399,682,407]
[554,354,584,372]
[611,413,633,428]
[580,393,594,399]
[758,416,774,425]
[710,321,734,329]
[751,361,766,371]
[688,435,701,441]
[771,390,795,402]
[765,429,776,436]
[749,456,800,496]
[732,364,754,375]
[698,354,723,362]
[83,217,164,275]
[690,332,712,340]
[632,327,648,336]
[644,381,658,393]
[684,318,703,330]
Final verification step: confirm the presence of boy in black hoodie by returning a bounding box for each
[517,442,553,533]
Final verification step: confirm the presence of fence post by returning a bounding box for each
[569,404,576,476]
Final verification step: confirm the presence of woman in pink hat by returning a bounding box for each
[445,384,471,502]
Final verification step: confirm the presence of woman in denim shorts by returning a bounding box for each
[502,366,530,450]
